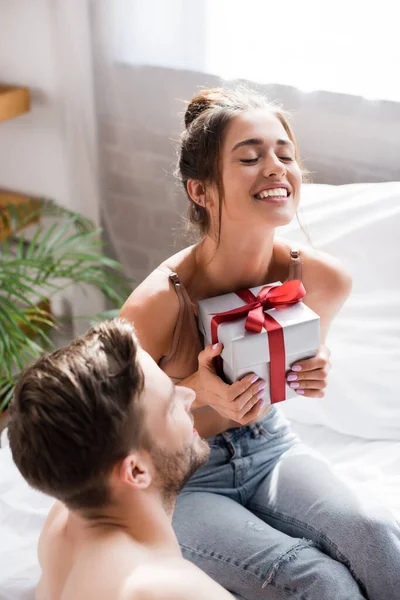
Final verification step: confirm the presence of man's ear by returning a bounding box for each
[117,453,152,490]
[187,179,207,207]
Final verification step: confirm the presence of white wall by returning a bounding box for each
[0,0,104,331]
[0,0,69,207]
[0,0,100,225]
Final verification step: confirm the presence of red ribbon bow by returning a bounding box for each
[210,280,306,404]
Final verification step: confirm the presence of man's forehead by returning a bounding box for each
[137,347,156,371]
[138,349,174,401]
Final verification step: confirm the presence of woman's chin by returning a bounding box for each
[253,199,297,224]
[259,209,296,229]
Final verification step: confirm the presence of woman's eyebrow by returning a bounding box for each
[231,138,263,152]
[277,138,293,147]
[231,138,293,152]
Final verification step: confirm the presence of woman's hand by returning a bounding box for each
[286,345,331,398]
[197,343,268,425]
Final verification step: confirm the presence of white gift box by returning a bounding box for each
[197,282,320,403]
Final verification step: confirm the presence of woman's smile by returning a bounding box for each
[253,183,291,201]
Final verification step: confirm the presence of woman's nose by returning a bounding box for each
[261,153,286,178]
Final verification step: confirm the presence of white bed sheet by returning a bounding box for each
[0,432,53,600]
[1,422,400,600]
[290,421,400,522]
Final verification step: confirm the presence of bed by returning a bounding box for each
[1,181,400,599]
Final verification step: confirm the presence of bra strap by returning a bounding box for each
[157,265,181,286]
[156,266,190,361]
[287,248,302,281]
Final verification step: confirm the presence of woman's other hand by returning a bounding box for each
[286,345,331,398]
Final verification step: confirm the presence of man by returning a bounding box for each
[8,319,233,600]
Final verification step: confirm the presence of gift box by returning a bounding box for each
[197,281,320,404]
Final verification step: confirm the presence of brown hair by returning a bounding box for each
[176,86,308,240]
[8,318,145,513]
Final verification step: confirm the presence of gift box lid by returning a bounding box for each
[198,283,320,367]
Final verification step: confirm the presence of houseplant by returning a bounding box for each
[0,197,131,414]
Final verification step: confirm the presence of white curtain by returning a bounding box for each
[50,0,101,225]
[50,0,105,332]
[113,0,208,73]
[112,0,400,102]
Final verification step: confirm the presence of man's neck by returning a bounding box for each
[68,492,181,556]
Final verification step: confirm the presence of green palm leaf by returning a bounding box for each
[0,197,133,411]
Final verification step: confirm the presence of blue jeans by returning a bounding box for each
[172,406,400,599]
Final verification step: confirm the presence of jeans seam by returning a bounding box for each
[180,543,304,597]
[239,456,253,505]
[249,502,366,595]
[237,474,247,504]
[260,430,288,442]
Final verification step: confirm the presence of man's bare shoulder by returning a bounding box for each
[124,558,233,600]
[37,501,67,566]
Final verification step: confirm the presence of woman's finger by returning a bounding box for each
[296,388,325,399]
[235,386,269,420]
[239,399,267,425]
[291,352,329,373]
[231,379,267,412]
[289,379,327,391]
[198,342,223,373]
[287,368,329,383]
[229,373,261,401]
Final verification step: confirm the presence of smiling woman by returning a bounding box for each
[217,108,302,229]
[178,88,306,242]
[120,86,400,600]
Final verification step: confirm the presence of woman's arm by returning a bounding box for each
[301,248,353,344]
[119,271,180,363]
[285,247,353,398]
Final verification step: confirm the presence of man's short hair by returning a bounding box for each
[8,318,145,512]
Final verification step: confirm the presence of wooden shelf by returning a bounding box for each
[0,84,30,124]
[0,190,39,241]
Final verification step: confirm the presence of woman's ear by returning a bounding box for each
[187,179,206,207]
[117,454,152,491]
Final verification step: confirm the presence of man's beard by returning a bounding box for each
[151,438,210,511]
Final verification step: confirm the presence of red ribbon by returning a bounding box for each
[210,280,306,404]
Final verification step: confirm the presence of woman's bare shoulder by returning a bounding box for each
[123,268,177,307]
[298,243,352,299]
[279,240,352,339]
[119,269,180,360]
[277,238,352,297]
[119,247,198,360]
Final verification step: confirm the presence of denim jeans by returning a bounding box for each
[172,406,400,599]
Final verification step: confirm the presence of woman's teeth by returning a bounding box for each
[254,188,288,199]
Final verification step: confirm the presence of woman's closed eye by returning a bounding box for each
[240,157,259,164]
[240,156,294,165]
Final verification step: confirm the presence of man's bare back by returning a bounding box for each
[36,502,232,600]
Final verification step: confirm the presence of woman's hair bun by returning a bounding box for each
[184,88,231,128]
